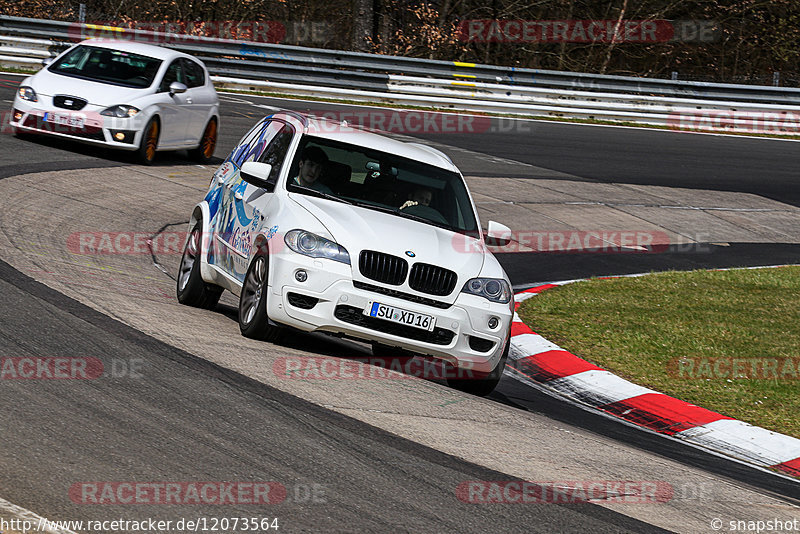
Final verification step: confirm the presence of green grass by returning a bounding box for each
[1,66,37,75]
[517,267,800,439]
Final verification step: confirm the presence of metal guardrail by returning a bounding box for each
[2,15,800,134]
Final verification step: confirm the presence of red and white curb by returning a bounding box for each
[508,280,800,479]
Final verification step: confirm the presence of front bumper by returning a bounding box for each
[265,251,513,374]
[10,98,144,150]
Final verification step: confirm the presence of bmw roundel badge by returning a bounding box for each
[405,251,416,258]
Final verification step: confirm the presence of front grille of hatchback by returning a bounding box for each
[53,95,88,110]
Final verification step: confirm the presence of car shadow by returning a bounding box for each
[14,132,224,167]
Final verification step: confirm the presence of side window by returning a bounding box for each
[158,60,182,92]
[182,59,205,88]
[228,122,268,167]
[258,122,295,184]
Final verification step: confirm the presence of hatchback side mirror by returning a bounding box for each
[169,81,188,95]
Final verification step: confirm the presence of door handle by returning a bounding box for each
[234,191,243,201]
[186,98,193,104]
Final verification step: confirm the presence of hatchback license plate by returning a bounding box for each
[364,302,436,332]
[43,112,84,129]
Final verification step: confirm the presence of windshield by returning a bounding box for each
[286,136,480,237]
[48,45,162,89]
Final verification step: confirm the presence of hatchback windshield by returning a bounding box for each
[48,45,162,89]
[285,136,480,237]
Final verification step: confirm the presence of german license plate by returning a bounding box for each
[364,302,436,331]
[43,112,84,129]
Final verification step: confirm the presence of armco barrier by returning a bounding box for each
[3,15,800,133]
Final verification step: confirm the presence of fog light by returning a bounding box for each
[295,270,308,282]
[488,316,499,329]
[110,130,135,144]
[13,110,23,121]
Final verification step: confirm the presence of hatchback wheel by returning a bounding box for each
[189,118,218,164]
[137,117,159,165]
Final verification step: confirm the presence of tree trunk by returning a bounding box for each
[352,0,373,51]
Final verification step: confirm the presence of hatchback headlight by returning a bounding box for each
[18,86,37,102]
[100,105,140,118]
[284,230,350,265]
[462,278,512,303]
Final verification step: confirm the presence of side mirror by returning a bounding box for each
[169,81,188,95]
[241,161,274,191]
[485,220,512,247]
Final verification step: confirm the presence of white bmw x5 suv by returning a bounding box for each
[177,111,514,395]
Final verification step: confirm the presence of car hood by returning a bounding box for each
[30,68,151,107]
[290,194,486,301]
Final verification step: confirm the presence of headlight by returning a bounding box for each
[284,230,350,265]
[462,277,512,303]
[100,105,140,118]
[18,86,37,102]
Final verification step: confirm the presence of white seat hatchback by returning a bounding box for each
[177,111,515,395]
[10,38,220,165]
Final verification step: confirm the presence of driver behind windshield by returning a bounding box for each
[292,146,332,194]
[400,187,433,210]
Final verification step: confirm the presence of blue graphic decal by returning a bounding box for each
[228,118,275,167]
[232,180,253,227]
[205,186,223,220]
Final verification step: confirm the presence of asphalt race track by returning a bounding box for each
[0,81,798,533]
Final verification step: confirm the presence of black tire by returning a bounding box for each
[137,116,160,165]
[188,118,218,164]
[239,250,282,341]
[176,223,222,309]
[446,338,510,397]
